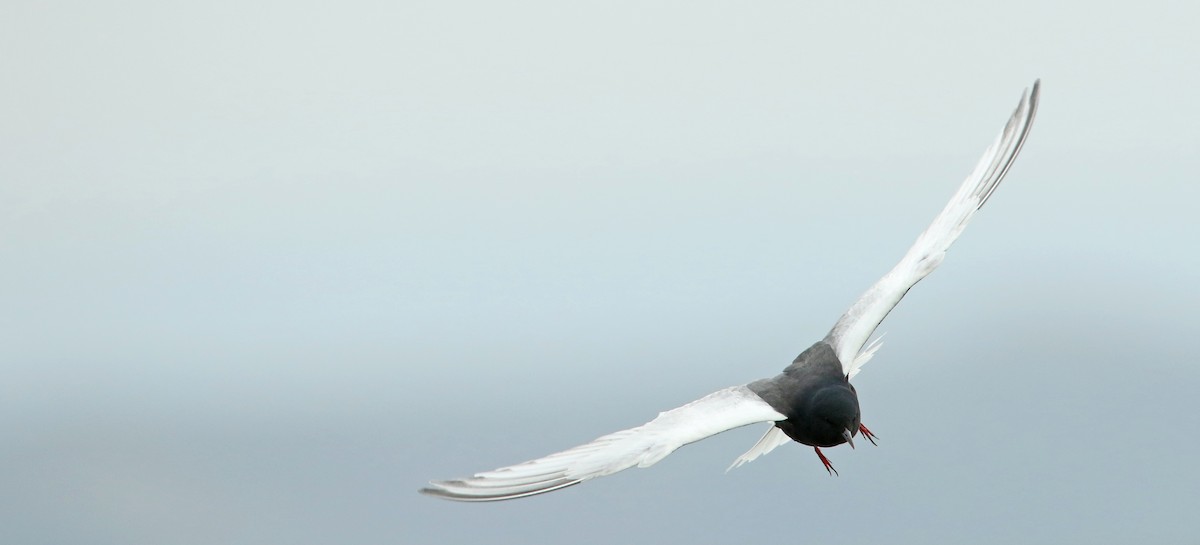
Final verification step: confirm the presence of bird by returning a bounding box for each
[420,80,1041,502]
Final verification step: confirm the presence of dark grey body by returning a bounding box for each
[748,341,862,448]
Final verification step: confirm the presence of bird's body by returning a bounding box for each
[422,81,1041,501]
[750,341,860,449]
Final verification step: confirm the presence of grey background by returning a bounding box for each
[3,1,1198,544]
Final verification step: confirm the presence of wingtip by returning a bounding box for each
[1024,79,1042,122]
[420,482,488,502]
[419,478,585,502]
[419,481,457,499]
[419,485,452,500]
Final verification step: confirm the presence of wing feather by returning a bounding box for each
[421,385,786,501]
[825,80,1041,375]
[727,425,790,471]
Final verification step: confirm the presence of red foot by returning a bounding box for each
[859,423,878,446]
[814,447,838,476]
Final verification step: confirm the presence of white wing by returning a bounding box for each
[826,80,1041,376]
[421,385,785,501]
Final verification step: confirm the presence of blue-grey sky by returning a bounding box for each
[3,1,1198,544]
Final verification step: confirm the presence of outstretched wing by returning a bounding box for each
[825,80,1041,377]
[421,385,785,501]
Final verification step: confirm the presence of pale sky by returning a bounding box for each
[3,1,1198,544]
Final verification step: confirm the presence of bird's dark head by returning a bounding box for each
[807,386,862,448]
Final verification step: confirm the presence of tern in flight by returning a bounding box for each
[422,81,1041,501]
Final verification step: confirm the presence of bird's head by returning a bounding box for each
[810,387,862,448]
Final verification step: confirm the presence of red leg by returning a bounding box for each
[814,447,838,476]
[859,423,878,446]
